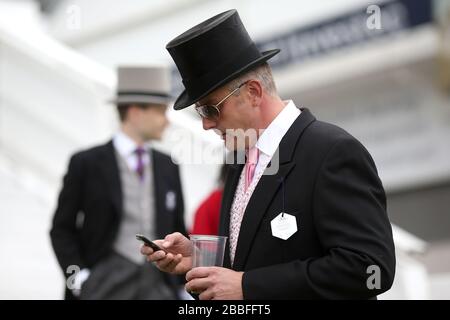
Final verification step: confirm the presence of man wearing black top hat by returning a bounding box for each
[50,66,186,299]
[141,10,396,299]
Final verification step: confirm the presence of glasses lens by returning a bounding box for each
[197,105,219,120]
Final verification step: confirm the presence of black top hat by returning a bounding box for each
[166,9,280,110]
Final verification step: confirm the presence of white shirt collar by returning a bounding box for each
[113,130,152,159]
[255,100,301,158]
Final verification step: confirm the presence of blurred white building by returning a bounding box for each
[0,0,449,299]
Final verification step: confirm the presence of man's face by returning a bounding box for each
[197,84,256,151]
[133,104,169,141]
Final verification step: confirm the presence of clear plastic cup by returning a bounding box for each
[189,235,227,268]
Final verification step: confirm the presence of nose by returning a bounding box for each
[202,117,216,130]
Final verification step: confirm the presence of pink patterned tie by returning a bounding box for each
[229,146,260,265]
[245,146,259,191]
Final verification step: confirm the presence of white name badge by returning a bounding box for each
[270,212,298,240]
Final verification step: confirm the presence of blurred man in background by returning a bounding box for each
[50,66,186,299]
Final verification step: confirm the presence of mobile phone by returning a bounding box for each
[136,234,166,252]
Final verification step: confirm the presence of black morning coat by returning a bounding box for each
[219,109,396,299]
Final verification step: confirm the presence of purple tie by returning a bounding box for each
[135,147,145,181]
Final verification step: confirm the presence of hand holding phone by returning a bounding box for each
[136,234,166,252]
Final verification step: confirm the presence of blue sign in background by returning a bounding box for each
[257,0,433,69]
[171,0,433,97]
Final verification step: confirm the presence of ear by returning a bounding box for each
[246,80,263,107]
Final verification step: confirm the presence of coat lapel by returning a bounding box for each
[232,109,316,270]
[98,141,122,216]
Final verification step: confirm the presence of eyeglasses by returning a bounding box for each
[195,81,248,120]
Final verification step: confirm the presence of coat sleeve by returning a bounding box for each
[173,164,187,237]
[50,153,86,276]
[171,163,189,290]
[242,137,396,299]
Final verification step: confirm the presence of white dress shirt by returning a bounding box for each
[113,130,151,173]
[253,100,301,177]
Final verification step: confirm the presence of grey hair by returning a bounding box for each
[227,63,277,96]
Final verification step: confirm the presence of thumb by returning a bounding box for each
[162,232,179,248]
[163,232,187,248]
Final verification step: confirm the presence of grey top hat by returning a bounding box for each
[110,66,172,105]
